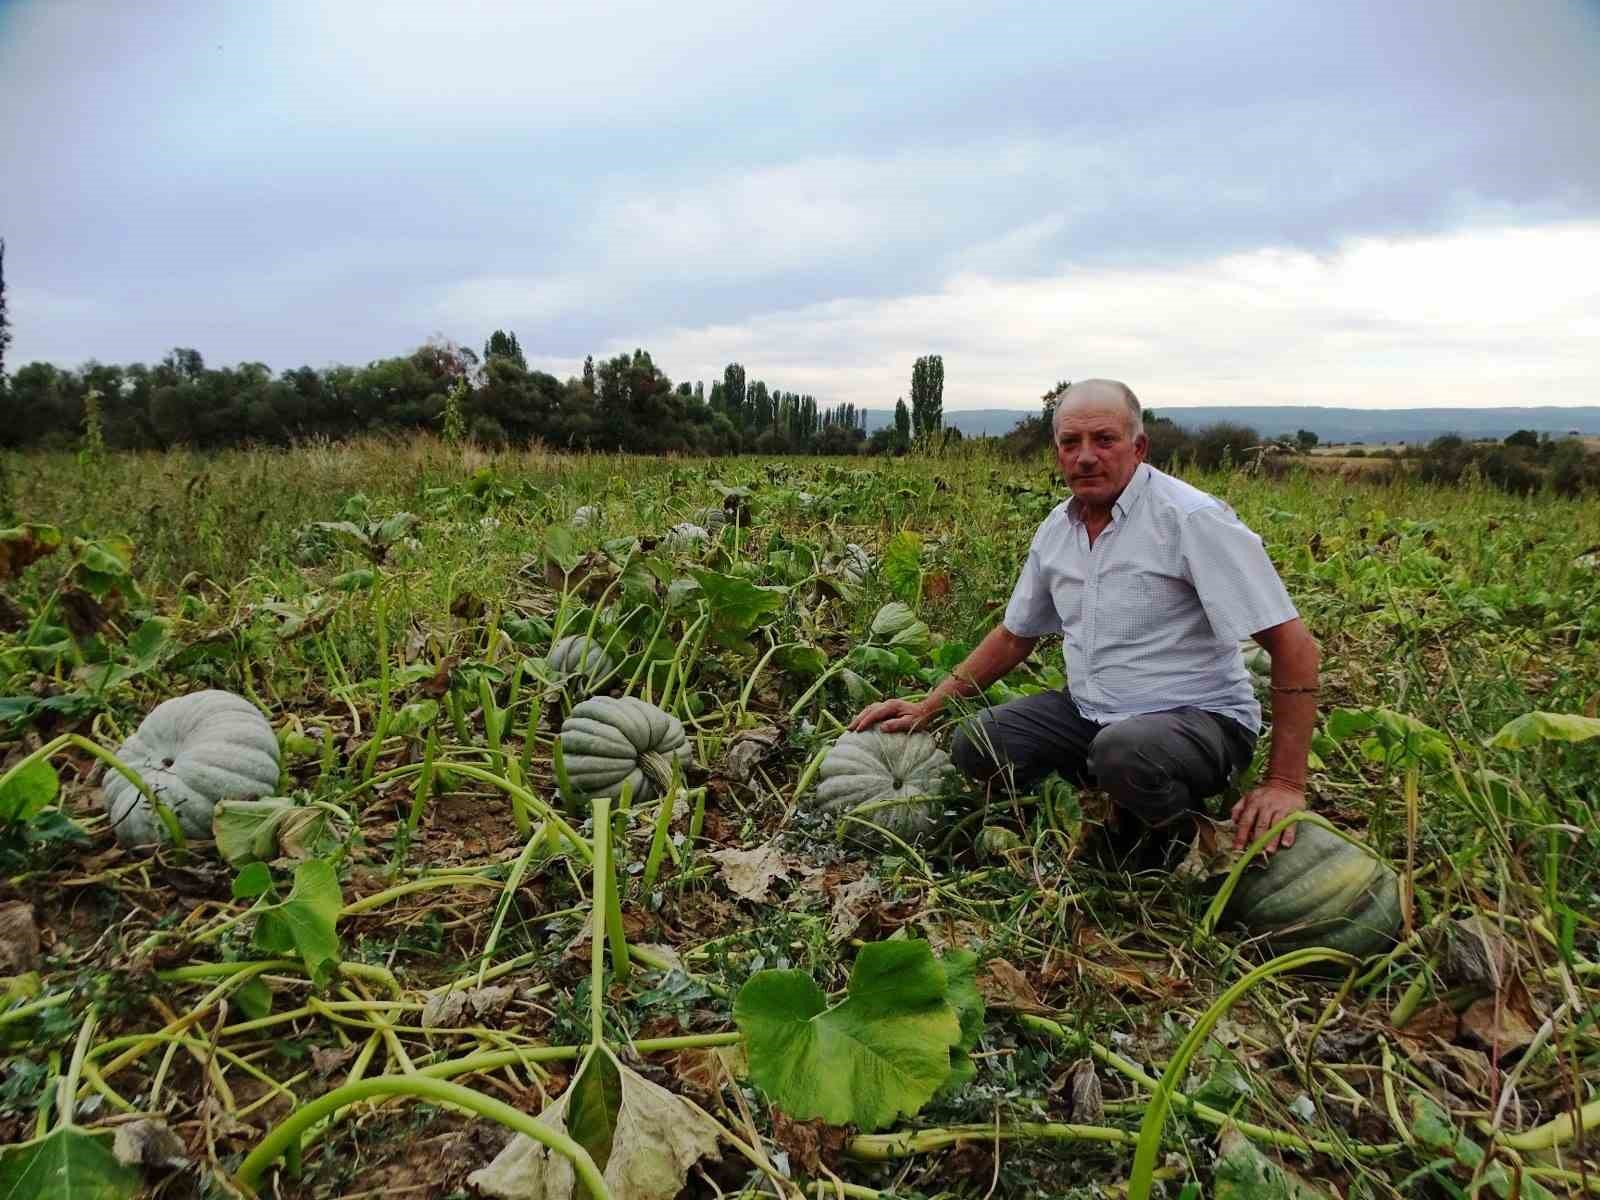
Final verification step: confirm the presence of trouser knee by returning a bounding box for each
[1088,725,1189,826]
[950,720,997,781]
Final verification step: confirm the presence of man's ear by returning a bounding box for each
[1134,432,1149,461]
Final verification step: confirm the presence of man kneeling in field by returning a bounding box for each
[850,379,1320,868]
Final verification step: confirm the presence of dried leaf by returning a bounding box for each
[710,842,799,903]
[112,1119,188,1171]
[0,902,40,974]
[827,875,881,940]
[423,985,516,1029]
[469,1047,722,1200]
[1064,1059,1103,1122]
[978,958,1048,1014]
[1399,1001,1460,1043]
[1460,977,1540,1057]
[1441,916,1515,991]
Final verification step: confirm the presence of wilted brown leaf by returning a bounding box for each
[0,525,63,581]
[980,958,1048,1014]
[710,841,799,902]
[1460,976,1540,1057]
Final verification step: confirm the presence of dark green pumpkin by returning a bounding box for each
[1222,822,1402,959]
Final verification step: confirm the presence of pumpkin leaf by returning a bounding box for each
[774,644,827,678]
[881,531,923,606]
[1486,710,1600,750]
[734,939,962,1131]
[0,1125,140,1200]
[868,602,931,655]
[213,798,295,867]
[469,1045,722,1200]
[232,862,273,900]
[253,859,342,984]
[0,759,58,824]
[0,524,64,581]
[235,976,273,1022]
[1213,1126,1331,1200]
[939,949,984,1095]
[687,568,787,642]
[330,568,376,592]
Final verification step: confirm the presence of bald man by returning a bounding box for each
[851,379,1320,868]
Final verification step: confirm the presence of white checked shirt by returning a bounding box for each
[1002,464,1297,733]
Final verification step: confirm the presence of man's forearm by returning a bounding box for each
[1261,627,1320,791]
[923,625,1037,714]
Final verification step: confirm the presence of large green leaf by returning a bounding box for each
[1487,711,1600,750]
[881,531,923,605]
[0,759,58,824]
[0,1126,139,1200]
[687,568,787,640]
[939,950,984,1095]
[253,859,342,983]
[734,939,961,1130]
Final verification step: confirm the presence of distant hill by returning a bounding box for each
[865,406,1600,444]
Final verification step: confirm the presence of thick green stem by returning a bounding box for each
[235,1075,610,1198]
[1127,948,1355,1200]
[591,793,610,1046]
[847,1121,1137,1160]
[0,733,185,849]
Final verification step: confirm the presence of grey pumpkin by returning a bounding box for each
[558,696,692,805]
[101,689,280,847]
[546,634,616,685]
[810,730,955,841]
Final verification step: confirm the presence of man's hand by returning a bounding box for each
[849,697,936,734]
[1231,780,1306,855]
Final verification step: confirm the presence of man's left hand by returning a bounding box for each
[1231,781,1307,855]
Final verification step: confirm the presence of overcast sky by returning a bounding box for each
[2,0,1597,410]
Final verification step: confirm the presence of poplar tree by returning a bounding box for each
[894,397,910,442]
[910,354,944,436]
[722,363,746,425]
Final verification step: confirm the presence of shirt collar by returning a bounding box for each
[1065,462,1152,525]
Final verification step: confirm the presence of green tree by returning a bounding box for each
[483,329,527,369]
[910,354,944,436]
[722,362,746,423]
[894,397,910,443]
[1504,429,1540,449]
[1295,428,1319,450]
[582,355,596,394]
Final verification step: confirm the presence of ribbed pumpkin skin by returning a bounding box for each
[1222,822,1402,958]
[689,506,728,533]
[665,522,709,551]
[546,634,615,682]
[571,505,599,528]
[559,696,692,804]
[101,690,280,847]
[812,731,955,840]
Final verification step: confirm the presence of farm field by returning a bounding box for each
[2,437,1599,1200]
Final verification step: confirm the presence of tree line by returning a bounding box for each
[0,329,948,456]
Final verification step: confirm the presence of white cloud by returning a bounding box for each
[540,221,1600,409]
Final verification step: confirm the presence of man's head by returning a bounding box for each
[1051,379,1149,512]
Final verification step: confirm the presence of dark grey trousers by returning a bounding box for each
[951,689,1257,828]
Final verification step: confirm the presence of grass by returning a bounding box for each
[1,433,1598,1198]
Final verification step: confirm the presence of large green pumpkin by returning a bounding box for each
[558,696,692,804]
[1221,822,1402,958]
[101,690,281,847]
[811,730,955,841]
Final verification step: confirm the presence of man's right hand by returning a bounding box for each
[849,697,937,733]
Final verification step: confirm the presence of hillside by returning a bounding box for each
[869,405,1600,443]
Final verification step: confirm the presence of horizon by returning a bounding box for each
[3,2,1597,411]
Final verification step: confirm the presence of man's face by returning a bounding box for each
[1053,401,1149,510]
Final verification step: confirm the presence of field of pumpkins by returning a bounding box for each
[0,444,1597,1199]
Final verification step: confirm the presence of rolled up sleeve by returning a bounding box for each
[1179,505,1298,643]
